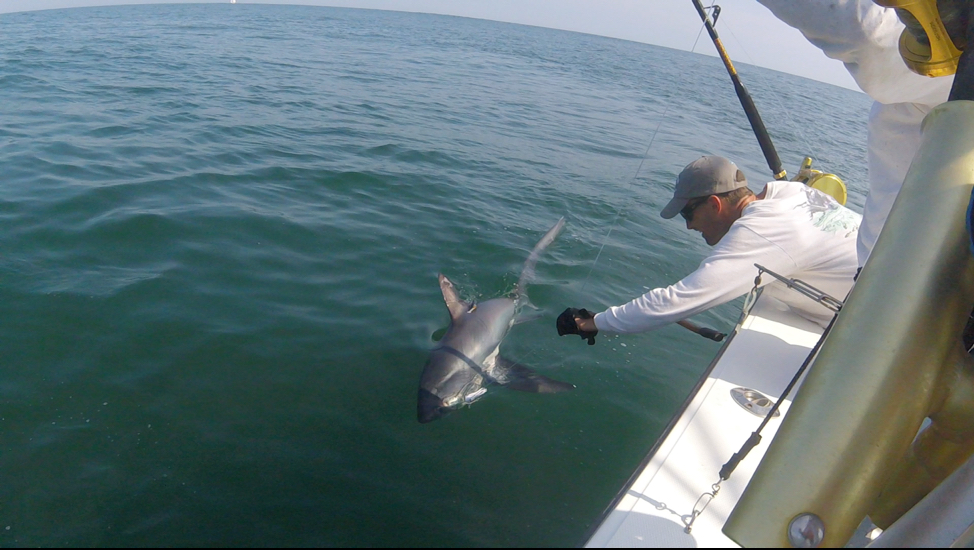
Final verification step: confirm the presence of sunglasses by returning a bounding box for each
[680,196,711,222]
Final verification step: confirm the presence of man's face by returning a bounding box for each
[683,196,732,246]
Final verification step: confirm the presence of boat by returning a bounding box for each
[583,0,974,547]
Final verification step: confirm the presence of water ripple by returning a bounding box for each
[0,3,872,547]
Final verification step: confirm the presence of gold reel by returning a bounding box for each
[874,0,964,77]
[792,157,848,205]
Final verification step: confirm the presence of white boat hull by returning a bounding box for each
[585,295,823,547]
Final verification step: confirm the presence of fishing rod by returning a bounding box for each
[690,0,787,180]
[677,319,726,342]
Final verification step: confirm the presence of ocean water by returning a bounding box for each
[0,4,872,547]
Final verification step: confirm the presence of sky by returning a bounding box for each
[0,0,860,90]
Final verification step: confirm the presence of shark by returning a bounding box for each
[417,217,574,423]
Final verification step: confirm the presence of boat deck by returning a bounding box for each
[585,295,824,548]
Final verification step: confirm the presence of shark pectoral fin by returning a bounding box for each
[438,274,472,321]
[495,356,575,393]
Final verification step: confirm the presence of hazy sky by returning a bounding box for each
[0,0,860,90]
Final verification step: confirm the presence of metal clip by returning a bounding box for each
[683,481,722,534]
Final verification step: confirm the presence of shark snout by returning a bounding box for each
[417,388,452,424]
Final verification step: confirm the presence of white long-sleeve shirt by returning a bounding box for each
[756,0,953,264]
[594,181,861,332]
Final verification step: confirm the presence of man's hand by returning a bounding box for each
[574,314,597,333]
[557,308,598,345]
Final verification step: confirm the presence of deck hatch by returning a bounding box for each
[731,387,780,418]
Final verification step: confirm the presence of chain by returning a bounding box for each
[736,269,764,327]
[675,268,760,534]
[683,480,723,534]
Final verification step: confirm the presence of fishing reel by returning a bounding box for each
[873,0,970,77]
[792,157,848,206]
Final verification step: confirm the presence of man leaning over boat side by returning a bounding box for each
[755,0,954,266]
[557,155,862,343]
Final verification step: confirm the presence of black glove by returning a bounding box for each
[557,308,598,345]
[697,327,726,342]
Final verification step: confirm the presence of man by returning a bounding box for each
[560,155,861,341]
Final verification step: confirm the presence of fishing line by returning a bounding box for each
[689,8,711,53]
[579,107,670,293]
[579,14,712,293]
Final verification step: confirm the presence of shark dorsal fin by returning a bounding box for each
[438,274,471,321]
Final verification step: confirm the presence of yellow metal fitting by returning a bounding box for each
[874,0,963,77]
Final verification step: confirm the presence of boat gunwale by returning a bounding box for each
[576,293,755,547]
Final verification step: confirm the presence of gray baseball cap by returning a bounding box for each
[660,155,749,219]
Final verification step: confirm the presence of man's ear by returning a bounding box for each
[709,194,723,213]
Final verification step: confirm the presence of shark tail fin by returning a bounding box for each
[495,356,575,393]
[516,217,565,301]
